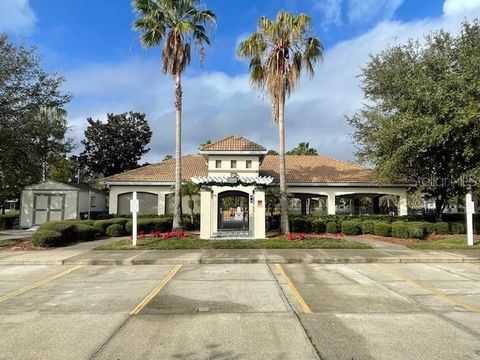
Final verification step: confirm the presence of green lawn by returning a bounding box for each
[407,235,480,250]
[95,237,371,250]
[0,239,18,248]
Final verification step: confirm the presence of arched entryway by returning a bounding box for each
[217,190,249,231]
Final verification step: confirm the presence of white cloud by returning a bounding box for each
[443,0,480,16]
[315,0,343,26]
[0,0,36,34]
[347,0,404,24]
[63,1,480,164]
[315,0,404,27]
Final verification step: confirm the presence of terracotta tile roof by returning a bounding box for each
[260,155,377,183]
[105,154,388,184]
[202,135,266,152]
[105,155,208,183]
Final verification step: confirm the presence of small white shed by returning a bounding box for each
[20,180,107,228]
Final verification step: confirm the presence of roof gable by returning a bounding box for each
[201,135,266,152]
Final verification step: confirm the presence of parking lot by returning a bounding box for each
[0,263,479,359]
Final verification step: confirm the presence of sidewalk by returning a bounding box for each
[0,239,479,265]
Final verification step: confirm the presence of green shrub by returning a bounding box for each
[374,222,391,237]
[75,224,96,241]
[341,220,362,235]
[408,223,426,239]
[125,217,173,234]
[361,221,376,234]
[106,224,125,237]
[32,230,63,247]
[422,222,435,236]
[450,222,466,234]
[65,219,95,226]
[312,219,326,233]
[291,217,312,233]
[434,222,449,235]
[326,221,339,233]
[0,211,20,230]
[38,222,76,242]
[93,218,128,235]
[391,221,409,238]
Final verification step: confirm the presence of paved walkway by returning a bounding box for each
[0,229,34,241]
[0,237,479,265]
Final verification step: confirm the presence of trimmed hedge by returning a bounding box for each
[408,223,426,239]
[32,230,63,247]
[38,222,76,242]
[391,221,409,238]
[106,224,125,237]
[93,218,129,235]
[75,224,96,242]
[434,222,449,235]
[450,222,466,234]
[374,222,392,237]
[361,221,377,235]
[291,217,312,233]
[326,221,339,233]
[312,219,326,233]
[125,217,173,234]
[341,220,362,235]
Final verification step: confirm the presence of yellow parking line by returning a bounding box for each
[375,264,480,313]
[0,265,85,303]
[130,264,182,315]
[275,264,312,314]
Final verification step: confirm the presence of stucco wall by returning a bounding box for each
[78,191,107,213]
[108,185,171,215]
[207,155,260,177]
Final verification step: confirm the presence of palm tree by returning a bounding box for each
[181,180,199,222]
[133,0,216,230]
[238,11,323,234]
[287,142,318,155]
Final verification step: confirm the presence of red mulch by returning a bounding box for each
[1,238,50,251]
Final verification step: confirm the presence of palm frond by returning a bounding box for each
[132,0,215,76]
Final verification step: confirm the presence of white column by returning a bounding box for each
[466,192,475,246]
[399,191,408,216]
[200,188,212,239]
[254,189,266,239]
[327,192,336,215]
[249,191,255,234]
[158,193,166,215]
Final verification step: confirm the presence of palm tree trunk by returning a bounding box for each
[189,196,195,223]
[278,91,290,234]
[172,73,183,230]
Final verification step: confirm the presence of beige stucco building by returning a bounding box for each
[105,136,411,239]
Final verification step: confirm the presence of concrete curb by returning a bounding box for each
[0,256,479,265]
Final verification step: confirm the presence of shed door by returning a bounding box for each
[33,194,65,225]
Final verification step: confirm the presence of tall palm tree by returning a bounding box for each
[133,0,216,230]
[238,11,323,234]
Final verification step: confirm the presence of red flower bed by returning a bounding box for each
[285,233,307,241]
[148,230,186,239]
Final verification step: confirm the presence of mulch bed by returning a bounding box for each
[357,234,419,245]
[0,238,49,251]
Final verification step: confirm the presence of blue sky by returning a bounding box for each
[1,0,479,162]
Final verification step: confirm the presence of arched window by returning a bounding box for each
[117,192,158,215]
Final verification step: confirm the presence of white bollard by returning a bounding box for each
[466,192,475,246]
[130,191,139,247]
